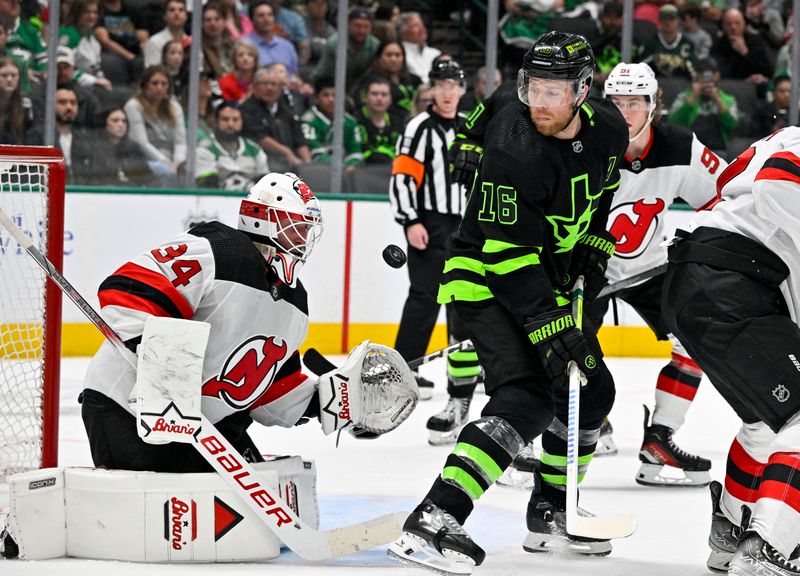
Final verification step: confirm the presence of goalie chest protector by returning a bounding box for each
[84,221,310,424]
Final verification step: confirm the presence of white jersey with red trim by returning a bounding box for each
[690,126,800,322]
[606,123,726,284]
[83,221,315,427]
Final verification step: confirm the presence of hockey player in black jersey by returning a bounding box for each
[388,32,629,575]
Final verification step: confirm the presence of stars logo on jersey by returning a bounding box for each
[202,336,288,409]
[572,141,583,153]
[546,173,601,253]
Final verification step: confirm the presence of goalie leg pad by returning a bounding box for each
[4,458,319,562]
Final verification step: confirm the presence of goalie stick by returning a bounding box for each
[565,277,636,540]
[0,207,405,561]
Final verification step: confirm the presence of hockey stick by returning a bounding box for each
[565,277,636,540]
[0,207,405,561]
[596,263,667,299]
[395,264,668,373]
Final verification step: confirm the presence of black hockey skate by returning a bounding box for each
[0,527,18,559]
[729,533,800,576]
[427,397,471,446]
[707,480,742,572]
[497,441,539,490]
[523,472,612,556]
[595,417,618,457]
[415,373,435,401]
[636,405,711,487]
[388,499,485,576]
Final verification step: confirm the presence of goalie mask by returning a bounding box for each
[239,172,323,286]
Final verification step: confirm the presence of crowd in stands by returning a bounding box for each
[0,0,797,190]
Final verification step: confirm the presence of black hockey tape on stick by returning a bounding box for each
[303,348,337,376]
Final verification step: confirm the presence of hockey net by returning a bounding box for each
[0,146,65,479]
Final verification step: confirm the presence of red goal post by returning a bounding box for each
[0,145,65,477]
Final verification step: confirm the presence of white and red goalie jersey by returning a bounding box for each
[83,221,315,427]
[691,126,800,322]
[606,123,726,284]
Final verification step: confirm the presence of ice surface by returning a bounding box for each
[1,355,742,575]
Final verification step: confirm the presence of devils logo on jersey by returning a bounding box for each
[609,198,666,259]
[202,336,288,408]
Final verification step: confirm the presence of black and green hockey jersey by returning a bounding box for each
[438,97,628,324]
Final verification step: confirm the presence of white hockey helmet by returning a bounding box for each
[604,62,659,141]
[604,62,658,103]
[239,172,323,287]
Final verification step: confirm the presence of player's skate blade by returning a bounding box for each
[387,499,484,576]
[497,442,539,489]
[415,375,434,401]
[594,418,618,457]
[728,533,800,576]
[522,531,612,556]
[388,533,475,576]
[636,463,712,487]
[427,397,471,446]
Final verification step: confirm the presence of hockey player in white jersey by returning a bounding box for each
[663,127,800,575]
[579,62,726,487]
[78,171,414,472]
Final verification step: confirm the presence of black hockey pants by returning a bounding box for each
[663,227,800,432]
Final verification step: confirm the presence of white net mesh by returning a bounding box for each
[0,161,51,477]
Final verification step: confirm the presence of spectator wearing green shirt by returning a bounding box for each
[638,4,698,79]
[668,57,740,158]
[301,75,363,170]
[354,75,404,164]
[1,0,46,78]
[59,0,112,91]
[311,7,379,90]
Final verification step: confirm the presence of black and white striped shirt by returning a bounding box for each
[389,109,465,225]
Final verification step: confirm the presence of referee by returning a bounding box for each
[389,58,480,414]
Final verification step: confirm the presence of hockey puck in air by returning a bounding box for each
[382,244,407,268]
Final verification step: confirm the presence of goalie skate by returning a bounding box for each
[523,476,612,556]
[387,499,485,576]
[636,406,711,487]
[427,397,471,446]
[415,374,435,401]
[595,418,618,457]
[497,441,539,490]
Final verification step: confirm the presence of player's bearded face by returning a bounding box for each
[525,78,579,136]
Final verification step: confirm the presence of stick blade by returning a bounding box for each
[325,511,407,558]
[567,514,637,540]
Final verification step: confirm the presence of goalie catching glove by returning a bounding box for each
[449,139,484,188]
[525,309,598,389]
[562,231,616,300]
[317,341,419,437]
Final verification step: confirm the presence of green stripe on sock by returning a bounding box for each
[452,442,503,483]
[442,466,484,500]
[449,350,479,362]
[448,364,482,378]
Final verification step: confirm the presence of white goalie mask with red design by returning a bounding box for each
[238,172,323,286]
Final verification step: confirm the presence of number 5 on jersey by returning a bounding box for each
[151,244,202,287]
[478,182,518,224]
